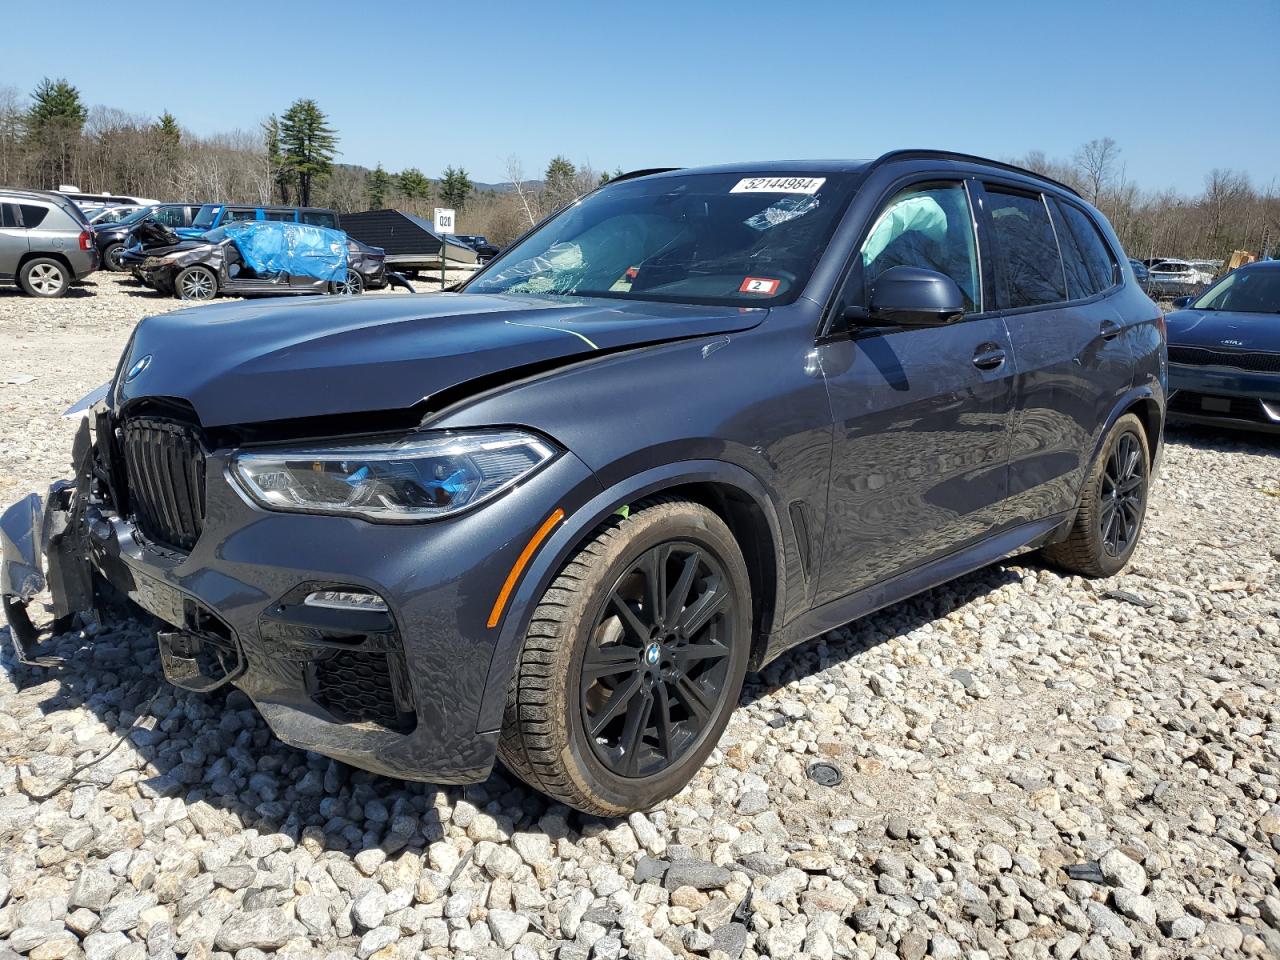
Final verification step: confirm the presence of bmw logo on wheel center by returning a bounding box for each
[124,354,152,382]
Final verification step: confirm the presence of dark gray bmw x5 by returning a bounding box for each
[2,151,1167,815]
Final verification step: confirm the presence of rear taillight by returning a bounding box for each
[1155,314,1167,340]
[79,230,91,251]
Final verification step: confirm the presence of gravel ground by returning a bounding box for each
[1,275,1279,960]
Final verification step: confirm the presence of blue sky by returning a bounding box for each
[8,0,1277,194]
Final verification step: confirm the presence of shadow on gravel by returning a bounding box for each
[0,286,96,299]
[741,563,1023,706]
[1164,422,1280,456]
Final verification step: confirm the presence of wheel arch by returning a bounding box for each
[476,460,786,734]
[18,250,73,277]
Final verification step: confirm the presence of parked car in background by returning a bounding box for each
[89,204,147,225]
[178,204,339,238]
[455,234,501,262]
[94,203,201,271]
[56,189,158,218]
[0,152,1166,815]
[138,219,393,299]
[0,189,98,297]
[1147,259,1214,297]
[1165,260,1280,432]
[1128,258,1150,287]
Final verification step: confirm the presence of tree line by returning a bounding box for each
[2,79,1275,257]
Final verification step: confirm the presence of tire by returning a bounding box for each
[499,498,752,816]
[18,258,70,298]
[1041,413,1150,578]
[331,271,364,296]
[103,243,127,272]
[175,266,217,301]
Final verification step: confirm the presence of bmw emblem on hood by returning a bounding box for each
[125,354,152,382]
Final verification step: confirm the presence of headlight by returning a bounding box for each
[232,430,556,521]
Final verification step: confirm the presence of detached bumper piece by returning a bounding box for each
[1,420,98,666]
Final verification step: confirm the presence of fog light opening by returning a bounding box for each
[303,589,389,612]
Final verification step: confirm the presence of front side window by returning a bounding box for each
[153,206,186,227]
[467,171,859,307]
[857,182,980,311]
[1192,268,1280,314]
[986,188,1066,308]
[301,211,336,228]
[224,208,258,223]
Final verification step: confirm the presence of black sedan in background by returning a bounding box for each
[1166,260,1280,432]
[93,203,202,271]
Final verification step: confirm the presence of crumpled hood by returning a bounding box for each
[116,292,766,427]
[1166,309,1280,353]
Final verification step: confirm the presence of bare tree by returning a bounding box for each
[1074,137,1121,208]
[505,154,539,227]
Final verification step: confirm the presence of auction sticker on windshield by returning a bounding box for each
[731,176,826,194]
[740,277,780,295]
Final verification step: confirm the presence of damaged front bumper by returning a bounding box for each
[2,418,600,785]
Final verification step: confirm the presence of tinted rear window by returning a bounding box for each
[19,205,49,228]
[301,211,336,228]
[986,188,1066,308]
[1058,202,1116,294]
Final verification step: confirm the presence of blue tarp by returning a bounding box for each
[219,221,348,282]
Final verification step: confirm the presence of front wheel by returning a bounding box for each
[175,266,217,301]
[499,499,752,816]
[1041,413,1150,578]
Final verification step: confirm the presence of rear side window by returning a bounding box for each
[265,210,295,222]
[19,205,49,229]
[301,211,336,228]
[1057,202,1117,295]
[0,204,17,228]
[224,208,258,223]
[985,188,1066,308]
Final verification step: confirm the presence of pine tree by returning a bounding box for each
[26,77,86,187]
[396,167,432,201]
[278,99,338,207]
[365,164,392,209]
[155,112,180,148]
[439,165,473,212]
[263,115,291,204]
[543,155,579,213]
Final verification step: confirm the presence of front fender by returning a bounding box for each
[475,459,786,734]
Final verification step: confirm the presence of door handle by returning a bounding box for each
[972,343,1006,370]
[1099,320,1122,341]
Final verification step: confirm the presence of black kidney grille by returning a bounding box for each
[1168,346,1280,373]
[121,417,206,550]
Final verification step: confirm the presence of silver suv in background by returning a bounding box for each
[0,190,99,297]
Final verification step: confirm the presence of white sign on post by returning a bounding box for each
[434,208,456,235]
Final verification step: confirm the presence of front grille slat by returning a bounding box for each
[1168,345,1280,374]
[121,417,206,551]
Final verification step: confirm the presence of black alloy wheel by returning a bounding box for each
[1099,430,1145,557]
[580,542,734,778]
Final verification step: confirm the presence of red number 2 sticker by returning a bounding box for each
[739,277,780,295]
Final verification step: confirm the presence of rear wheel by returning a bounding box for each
[19,258,70,298]
[1041,413,1150,578]
[103,243,127,272]
[175,266,217,301]
[499,499,751,815]
[331,271,364,295]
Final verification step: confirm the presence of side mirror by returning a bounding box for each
[1170,295,1194,309]
[858,265,966,327]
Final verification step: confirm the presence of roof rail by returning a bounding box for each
[872,149,1081,198]
[606,167,682,184]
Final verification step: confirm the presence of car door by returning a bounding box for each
[977,182,1131,524]
[0,203,28,281]
[814,177,1017,605]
